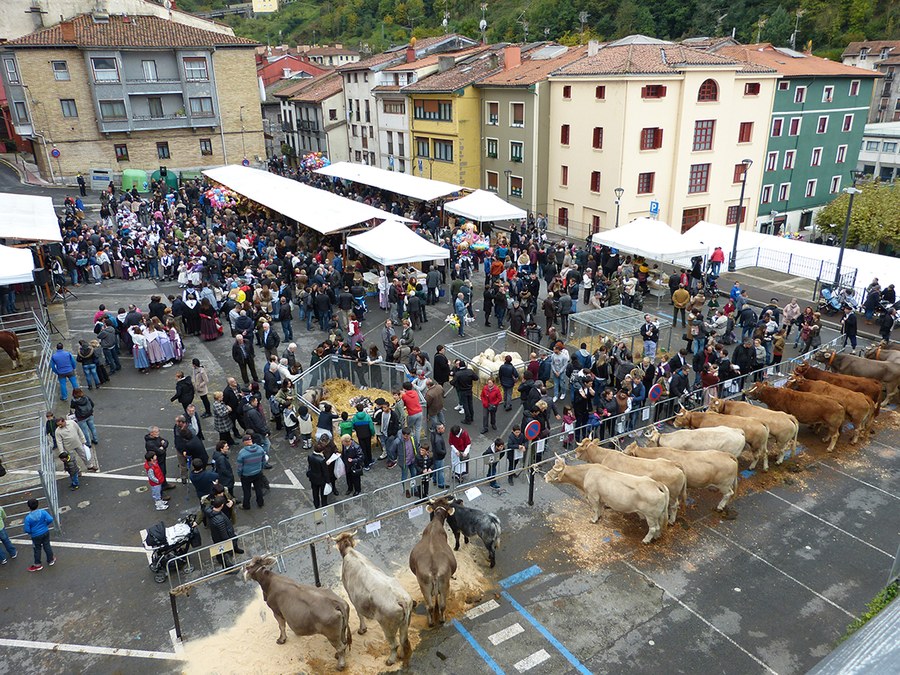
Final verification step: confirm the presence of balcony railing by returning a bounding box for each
[132,113,187,121]
[511,156,523,163]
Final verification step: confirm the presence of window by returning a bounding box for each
[562,85,571,99]
[640,127,663,150]
[681,207,706,232]
[157,142,170,159]
[351,125,357,137]
[778,182,790,201]
[641,85,667,99]
[765,151,778,171]
[859,47,869,61]
[592,127,603,149]
[698,79,718,101]
[114,143,129,161]
[882,47,891,59]
[415,137,429,157]
[885,142,898,153]
[98,99,126,120]
[692,120,715,151]
[384,100,405,114]
[487,101,498,125]
[200,138,213,156]
[637,172,654,194]
[52,61,69,81]
[590,171,601,193]
[486,170,498,192]
[788,118,801,135]
[784,150,796,170]
[744,82,760,96]
[365,100,370,123]
[386,131,393,156]
[557,207,569,228]
[414,99,451,121]
[849,80,860,96]
[486,138,498,158]
[836,144,847,163]
[595,85,606,99]
[823,85,834,103]
[733,163,748,183]
[842,114,853,132]
[771,118,783,137]
[816,116,828,133]
[355,151,361,162]
[805,179,817,198]
[561,165,568,186]
[830,176,841,194]
[738,122,753,143]
[183,57,209,81]
[560,124,570,145]
[510,141,523,162]
[91,57,119,82]
[509,175,523,198]
[725,205,746,225]
[13,101,28,123]
[434,140,453,161]
[778,81,790,91]
[688,163,710,193]
[794,86,806,103]
[4,59,20,84]
[148,97,164,118]
[329,108,337,121]
[866,140,880,151]
[141,60,158,82]
[189,97,214,117]
[511,102,524,127]
[811,147,822,166]
[592,215,601,233]
[398,133,405,156]
[761,184,773,203]
[60,99,77,118]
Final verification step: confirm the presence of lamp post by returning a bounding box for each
[728,158,753,272]
[833,170,864,289]
[504,169,512,200]
[614,186,624,228]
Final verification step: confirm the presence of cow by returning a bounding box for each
[575,438,687,524]
[746,381,845,452]
[544,455,669,544]
[813,350,900,404]
[645,426,746,459]
[409,496,457,627]
[333,531,413,667]
[794,362,883,415]
[444,498,502,568]
[673,408,771,471]
[786,375,874,442]
[624,441,739,512]
[0,331,20,368]
[243,555,352,671]
[708,397,798,465]
[864,344,900,364]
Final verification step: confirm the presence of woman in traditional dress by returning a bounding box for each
[130,325,150,373]
[152,317,175,365]
[198,298,219,342]
[144,321,166,368]
[181,286,201,336]
[377,270,390,311]
[166,319,184,362]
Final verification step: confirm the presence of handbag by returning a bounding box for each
[83,444,93,463]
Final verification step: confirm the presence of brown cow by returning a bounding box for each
[786,375,874,442]
[746,381,845,452]
[409,496,457,627]
[794,362,882,415]
[708,397,798,465]
[813,350,900,404]
[243,555,352,670]
[0,330,20,368]
[673,408,771,471]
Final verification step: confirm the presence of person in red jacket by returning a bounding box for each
[144,451,169,511]
[400,381,424,441]
[449,425,471,481]
[480,377,503,434]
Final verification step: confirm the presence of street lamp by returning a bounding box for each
[727,158,753,272]
[614,186,624,228]
[833,170,865,289]
[504,169,512,199]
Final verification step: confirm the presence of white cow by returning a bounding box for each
[333,531,414,666]
[645,426,745,459]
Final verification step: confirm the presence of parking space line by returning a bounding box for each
[764,490,894,558]
[465,599,500,620]
[817,462,900,500]
[6,469,303,490]
[514,649,551,672]
[451,619,505,675]
[624,561,778,675]
[489,623,524,645]
[0,637,182,661]
[702,525,856,619]
[500,565,542,589]
[10,539,147,554]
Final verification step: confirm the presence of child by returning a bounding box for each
[23,498,55,572]
[296,405,314,451]
[339,411,354,439]
[45,411,57,450]
[144,451,169,511]
[59,451,80,490]
[562,406,576,449]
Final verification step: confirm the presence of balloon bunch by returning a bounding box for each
[301,151,331,170]
[204,187,237,209]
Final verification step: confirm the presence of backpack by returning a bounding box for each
[73,397,94,420]
[537,357,552,383]
[269,395,283,417]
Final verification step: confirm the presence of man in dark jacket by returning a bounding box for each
[498,356,519,411]
[451,360,477,424]
[508,301,527,336]
[181,427,209,471]
[145,426,174,489]
[223,378,243,433]
[204,495,244,569]
[433,345,451,385]
[245,395,271,454]
[374,398,401,465]
[189,457,219,502]
[232,334,259,384]
[261,322,281,361]
[430,423,447,488]
[557,293,573,335]
[169,371,194,413]
[841,304,858,349]
[212,440,235,493]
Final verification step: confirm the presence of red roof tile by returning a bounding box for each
[555,43,747,76]
[715,44,879,78]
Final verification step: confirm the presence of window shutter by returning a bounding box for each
[641,86,648,98]
[658,86,667,98]
[656,129,663,148]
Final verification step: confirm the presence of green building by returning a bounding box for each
[715,43,878,234]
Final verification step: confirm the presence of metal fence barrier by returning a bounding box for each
[290,355,410,414]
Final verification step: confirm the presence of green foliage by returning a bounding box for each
[761,6,794,46]
[843,582,897,640]
[814,180,900,250]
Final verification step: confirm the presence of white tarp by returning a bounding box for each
[203,165,413,235]
[591,217,708,265]
[0,193,62,243]
[0,244,35,284]
[316,161,461,202]
[347,220,449,266]
[444,189,527,223]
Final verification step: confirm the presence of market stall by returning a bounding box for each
[591,217,706,265]
[444,189,527,223]
[346,220,449,266]
[316,161,461,202]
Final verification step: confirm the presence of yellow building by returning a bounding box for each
[252,0,280,14]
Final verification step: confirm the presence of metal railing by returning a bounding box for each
[290,354,410,413]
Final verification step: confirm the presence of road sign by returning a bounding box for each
[50,148,60,158]
[524,420,541,441]
[649,201,659,215]
[241,158,250,167]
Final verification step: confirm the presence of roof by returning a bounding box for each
[7,13,257,48]
[305,46,359,57]
[337,50,403,72]
[863,121,900,138]
[553,43,750,77]
[478,45,587,87]
[842,41,900,58]
[338,34,479,72]
[715,43,879,78]
[383,48,482,72]
[285,72,343,103]
[402,46,502,93]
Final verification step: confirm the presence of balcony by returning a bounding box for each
[99,112,218,134]
[298,120,319,132]
[511,156,523,163]
[125,78,183,95]
[281,122,293,132]
[487,152,497,159]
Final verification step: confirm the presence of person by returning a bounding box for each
[307,438,329,508]
[350,403,375,469]
[59,449,80,491]
[170,371,195,414]
[433,344,451,385]
[55,416,97,472]
[205,495,245,569]
[558,292,573,335]
[454,292,466,337]
[23,499,55,572]
[880,307,897,343]
[144,451,169,511]
[316,401,337,441]
[413,442,435,498]
[506,425,527,485]
[483,438,503,489]
[480,377,502,434]
[401,381,424,441]
[340,434,364,497]
[0,504,18,565]
[709,246,725,276]
[498,355,519,412]
[232,334,259,384]
[841,304,858,350]
[50,342,79,401]
[449,425,471,482]
[192,359,212,418]
[70,388,99,447]
[297,404,314,451]
[77,172,86,197]
[212,392,235,444]
[550,343,569,402]
[144,426,173,489]
[261,321,281,361]
[430,423,448,488]
[76,340,101,390]
[781,298,801,337]
[212,440,235,493]
[189,457,220,502]
[236,434,266,510]
[640,315,659,360]
[392,427,419,498]
[244,395,271,454]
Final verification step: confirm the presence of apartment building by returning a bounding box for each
[276,72,348,163]
[858,121,900,181]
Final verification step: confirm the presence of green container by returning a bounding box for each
[121,169,150,193]
[151,169,178,190]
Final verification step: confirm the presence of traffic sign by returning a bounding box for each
[241,158,250,167]
[649,201,659,215]
[524,420,541,441]
[50,148,61,158]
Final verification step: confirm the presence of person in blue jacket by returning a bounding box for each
[50,343,79,401]
[22,499,55,572]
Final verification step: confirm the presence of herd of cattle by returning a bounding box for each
[235,347,898,669]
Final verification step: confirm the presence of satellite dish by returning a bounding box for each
[442,18,448,28]
[480,19,487,31]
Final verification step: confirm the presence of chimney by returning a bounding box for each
[504,45,521,70]
[438,55,455,72]
[60,20,75,42]
[406,45,416,63]
[588,40,600,57]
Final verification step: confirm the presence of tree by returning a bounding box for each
[614,0,656,38]
[760,6,794,46]
[814,180,900,250]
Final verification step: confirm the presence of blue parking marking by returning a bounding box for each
[740,469,756,479]
[499,564,542,589]
[452,619,505,674]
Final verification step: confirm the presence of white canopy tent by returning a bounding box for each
[444,189,527,223]
[347,220,449,266]
[0,244,36,284]
[203,165,414,235]
[591,217,708,265]
[316,161,461,202]
[0,193,62,243]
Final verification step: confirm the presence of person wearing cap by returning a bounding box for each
[840,303,858,350]
[340,434,364,497]
[236,434,266,510]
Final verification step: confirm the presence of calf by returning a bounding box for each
[645,426,746,459]
[708,397,798,465]
[794,362,883,416]
[813,350,900,404]
[243,555,352,671]
[409,496,457,627]
[786,375,874,442]
[445,498,502,568]
[673,408,770,471]
[746,381,845,452]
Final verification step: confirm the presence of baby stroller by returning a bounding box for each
[144,513,201,583]
[353,293,367,322]
[818,287,842,316]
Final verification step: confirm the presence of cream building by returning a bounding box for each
[546,36,779,238]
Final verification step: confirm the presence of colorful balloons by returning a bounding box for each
[300,152,331,170]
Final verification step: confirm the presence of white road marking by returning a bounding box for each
[0,638,182,661]
[98,387,174,393]
[96,424,158,430]
[10,539,147,554]
[7,469,302,490]
[169,628,183,654]
[284,468,304,488]
[465,599,499,620]
[514,649,551,671]
[817,462,900,500]
[488,622,524,645]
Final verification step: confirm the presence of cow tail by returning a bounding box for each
[677,468,688,510]
[400,599,413,666]
[489,513,501,549]
[658,484,670,533]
